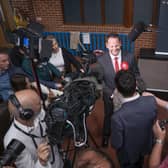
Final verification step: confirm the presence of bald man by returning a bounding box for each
[3,89,63,168]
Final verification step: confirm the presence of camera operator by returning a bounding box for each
[21,55,64,90]
[3,89,63,168]
[9,46,26,68]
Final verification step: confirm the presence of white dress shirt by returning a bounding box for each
[113,91,140,112]
[4,110,63,168]
[121,92,140,104]
[49,48,65,72]
[110,50,122,71]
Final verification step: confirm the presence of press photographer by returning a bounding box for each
[3,89,63,168]
[21,52,64,90]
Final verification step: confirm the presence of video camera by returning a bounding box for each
[45,75,102,147]
[0,139,25,167]
[8,23,52,61]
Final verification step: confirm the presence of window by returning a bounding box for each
[105,0,123,24]
[63,0,81,23]
[63,0,160,27]
[133,0,153,25]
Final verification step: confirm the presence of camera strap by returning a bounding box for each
[13,122,46,148]
[13,122,55,164]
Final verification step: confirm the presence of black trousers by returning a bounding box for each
[102,90,114,138]
[119,157,144,168]
[118,151,144,168]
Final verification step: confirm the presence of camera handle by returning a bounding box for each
[25,36,46,110]
[66,113,87,148]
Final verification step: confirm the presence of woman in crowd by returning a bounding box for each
[46,35,84,76]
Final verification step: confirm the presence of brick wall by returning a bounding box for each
[10,0,157,57]
[10,0,35,19]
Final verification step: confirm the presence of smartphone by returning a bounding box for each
[159,119,168,130]
[23,37,30,48]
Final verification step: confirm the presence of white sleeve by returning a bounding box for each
[14,149,52,168]
[15,146,63,168]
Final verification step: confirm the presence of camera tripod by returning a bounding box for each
[59,132,100,168]
[59,113,100,168]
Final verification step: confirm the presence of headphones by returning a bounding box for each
[9,94,34,120]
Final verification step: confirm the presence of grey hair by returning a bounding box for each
[46,35,58,44]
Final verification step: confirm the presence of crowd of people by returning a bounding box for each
[0,33,168,168]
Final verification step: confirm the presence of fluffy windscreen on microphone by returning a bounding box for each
[45,78,100,146]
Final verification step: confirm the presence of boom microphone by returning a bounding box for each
[128,22,146,42]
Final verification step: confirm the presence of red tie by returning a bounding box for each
[114,57,119,73]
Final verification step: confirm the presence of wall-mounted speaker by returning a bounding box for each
[155,0,168,56]
[158,0,168,29]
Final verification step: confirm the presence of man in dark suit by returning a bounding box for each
[97,33,143,147]
[0,48,27,101]
[111,70,157,168]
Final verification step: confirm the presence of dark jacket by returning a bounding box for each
[0,102,11,154]
[111,96,157,165]
[22,57,62,89]
[0,65,26,101]
[98,50,141,96]
[62,48,83,74]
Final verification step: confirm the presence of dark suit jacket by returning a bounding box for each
[62,48,83,74]
[111,96,157,163]
[0,102,11,154]
[97,50,141,96]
